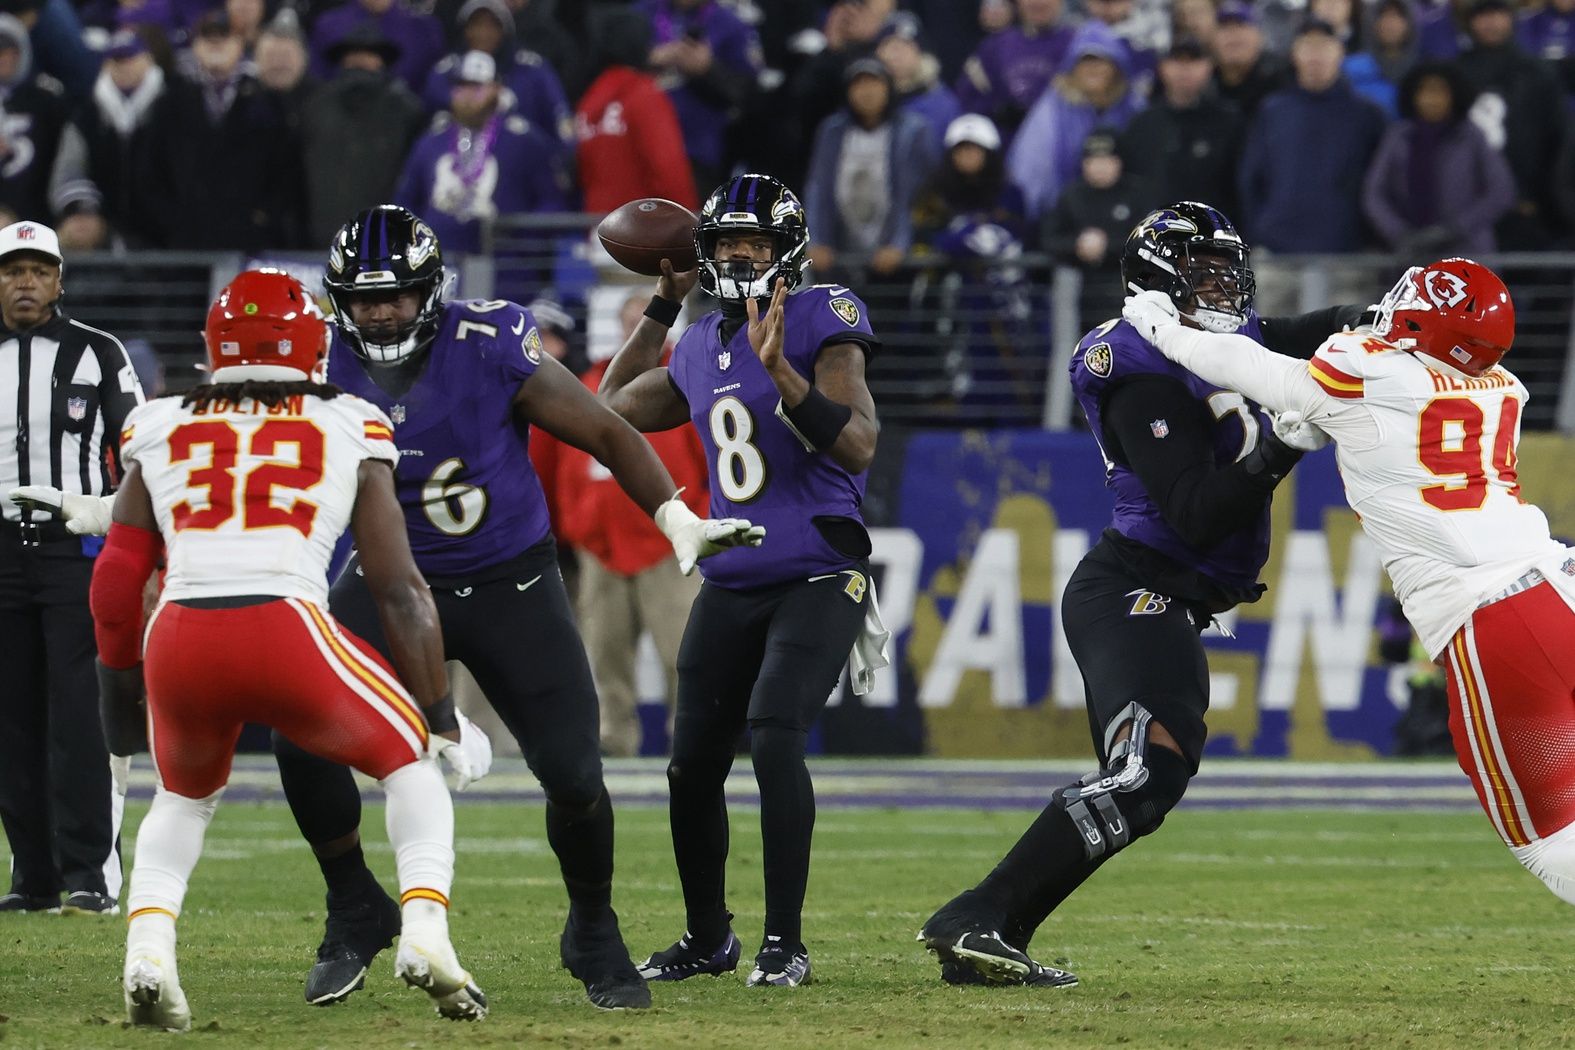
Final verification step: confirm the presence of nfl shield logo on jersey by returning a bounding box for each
[1150,418,1169,439]
[390,404,406,425]
[1562,558,1575,577]
[718,350,731,370]
[66,396,87,421]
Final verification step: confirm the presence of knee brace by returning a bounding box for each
[1061,703,1191,861]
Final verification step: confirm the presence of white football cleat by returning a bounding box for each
[395,924,487,1021]
[123,952,192,1032]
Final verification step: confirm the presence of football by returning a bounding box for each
[597,198,699,276]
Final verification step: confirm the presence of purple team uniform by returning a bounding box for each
[1069,314,1272,592]
[328,299,551,576]
[667,285,879,589]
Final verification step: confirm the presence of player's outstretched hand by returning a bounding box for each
[657,257,699,303]
[655,494,766,575]
[746,277,788,371]
[1271,411,1330,453]
[1122,290,1181,348]
[455,711,492,789]
[8,485,114,535]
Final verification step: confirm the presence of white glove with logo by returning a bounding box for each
[430,711,493,792]
[655,493,766,576]
[110,755,131,796]
[1271,411,1331,452]
[1122,289,1182,347]
[8,486,115,536]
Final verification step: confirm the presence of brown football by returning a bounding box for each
[597,198,699,276]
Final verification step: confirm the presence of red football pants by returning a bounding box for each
[143,597,429,798]
[1444,580,1575,847]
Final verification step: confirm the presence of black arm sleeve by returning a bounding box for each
[1258,304,1369,360]
[1104,375,1297,550]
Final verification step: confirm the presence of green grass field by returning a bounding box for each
[2,777,1573,1049]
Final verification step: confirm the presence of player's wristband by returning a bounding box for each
[1241,430,1302,483]
[424,691,460,735]
[644,295,682,328]
[775,388,853,453]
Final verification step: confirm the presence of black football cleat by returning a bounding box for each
[304,884,401,1005]
[637,929,742,981]
[61,890,119,916]
[746,940,812,987]
[561,909,652,1010]
[0,892,60,914]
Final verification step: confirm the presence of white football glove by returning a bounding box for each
[654,494,766,576]
[110,754,130,796]
[1122,289,1182,347]
[429,711,492,791]
[8,486,115,536]
[1271,410,1331,453]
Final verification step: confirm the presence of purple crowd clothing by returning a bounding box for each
[1070,315,1273,593]
[640,0,763,178]
[393,110,569,256]
[326,299,553,577]
[1519,6,1575,65]
[954,21,1075,136]
[421,48,574,153]
[667,286,879,589]
[1361,117,1516,254]
[310,3,445,94]
[1415,4,1463,59]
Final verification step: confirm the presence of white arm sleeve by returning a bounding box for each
[1152,325,1381,448]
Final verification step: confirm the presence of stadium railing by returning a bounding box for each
[63,218,1575,432]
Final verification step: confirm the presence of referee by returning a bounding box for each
[0,220,143,915]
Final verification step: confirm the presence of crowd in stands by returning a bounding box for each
[2,0,1573,275]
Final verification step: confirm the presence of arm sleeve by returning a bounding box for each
[1105,376,1287,549]
[1258,305,1368,359]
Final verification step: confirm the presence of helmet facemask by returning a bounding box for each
[695,175,811,304]
[326,269,451,365]
[696,227,800,303]
[1179,245,1254,334]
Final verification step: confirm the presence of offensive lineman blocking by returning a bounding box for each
[1124,258,1575,904]
[91,270,485,1029]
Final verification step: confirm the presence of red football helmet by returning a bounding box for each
[1373,258,1514,378]
[204,269,329,382]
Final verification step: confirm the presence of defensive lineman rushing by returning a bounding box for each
[270,206,762,1010]
[1124,258,1575,906]
[92,270,485,1028]
[920,202,1365,985]
[598,174,884,987]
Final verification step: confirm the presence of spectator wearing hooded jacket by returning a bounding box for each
[955,0,1073,143]
[421,0,573,164]
[575,8,697,212]
[302,25,423,247]
[47,29,163,249]
[1343,0,1421,117]
[911,112,1027,255]
[1237,19,1385,253]
[804,56,937,279]
[309,0,443,94]
[0,12,67,224]
[1006,21,1143,219]
[1362,61,1514,256]
[641,0,761,197]
[875,11,960,156]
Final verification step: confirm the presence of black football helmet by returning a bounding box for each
[324,205,449,363]
[695,174,811,302]
[1120,202,1255,334]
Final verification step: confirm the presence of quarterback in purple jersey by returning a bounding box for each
[271,206,761,1012]
[920,202,1368,987]
[599,174,880,989]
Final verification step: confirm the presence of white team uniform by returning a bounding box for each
[1150,324,1569,658]
[1152,321,1575,905]
[121,393,397,604]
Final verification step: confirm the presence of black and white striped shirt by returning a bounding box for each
[0,311,144,523]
